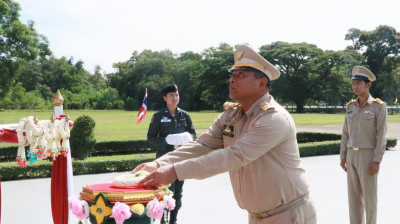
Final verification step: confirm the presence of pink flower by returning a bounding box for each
[163,195,176,211]
[68,196,89,220]
[146,198,165,220]
[110,202,132,224]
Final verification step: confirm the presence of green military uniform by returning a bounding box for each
[147,106,196,224]
[340,66,387,224]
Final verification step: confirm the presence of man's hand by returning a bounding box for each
[340,159,347,172]
[368,161,380,176]
[131,161,159,174]
[138,164,178,188]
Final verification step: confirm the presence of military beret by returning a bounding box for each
[228,45,280,81]
[352,66,376,82]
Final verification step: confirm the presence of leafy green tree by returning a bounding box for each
[94,87,124,109]
[0,0,50,98]
[312,49,365,106]
[345,25,400,98]
[174,51,206,110]
[108,50,177,110]
[260,42,323,112]
[196,43,234,110]
[0,82,48,109]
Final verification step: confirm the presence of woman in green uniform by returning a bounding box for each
[147,84,196,224]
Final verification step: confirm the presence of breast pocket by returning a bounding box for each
[345,112,354,127]
[177,119,187,127]
[361,113,375,127]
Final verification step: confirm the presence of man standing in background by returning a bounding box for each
[340,66,387,224]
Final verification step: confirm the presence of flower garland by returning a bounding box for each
[69,186,175,224]
[15,114,73,167]
[112,171,150,188]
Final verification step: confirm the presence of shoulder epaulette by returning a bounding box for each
[346,99,354,106]
[375,98,385,104]
[223,102,240,111]
[259,101,274,111]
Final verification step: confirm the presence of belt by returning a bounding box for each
[250,193,309,218]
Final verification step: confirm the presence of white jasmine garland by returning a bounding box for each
[112,171,150,188]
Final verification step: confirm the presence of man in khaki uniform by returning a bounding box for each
[133,45,316,224]
[340,66,387,224]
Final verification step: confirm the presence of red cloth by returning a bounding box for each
[0,129,19,144]
[51,155,68,224]
[0,175,2,224]
[85,183,155,192]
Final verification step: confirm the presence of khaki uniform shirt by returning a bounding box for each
[340,95,387,162]
[156,94,310,214]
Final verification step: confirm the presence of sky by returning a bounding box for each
[16,0,400,74]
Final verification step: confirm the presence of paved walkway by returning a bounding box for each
[2,147,399,223]
[1,123,399,223]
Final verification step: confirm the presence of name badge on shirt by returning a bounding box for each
[161,117,171,122]
[364,110,375,115]
[223,124,234,137]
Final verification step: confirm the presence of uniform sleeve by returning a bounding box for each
[340,113,349,160]
[184,112,197,140]
[147,113,167,151]
[373,103,387,162]
[155,112,226,167]
[174,111,292,180]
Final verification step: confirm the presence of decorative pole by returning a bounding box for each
[51,90,73,224]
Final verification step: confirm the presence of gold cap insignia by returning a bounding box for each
[235,50,243,61]
[354,67,359,74]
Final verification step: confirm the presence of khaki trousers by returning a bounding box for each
[346,148,378,224]
[248,196,316,224]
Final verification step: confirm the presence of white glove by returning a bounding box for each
[165,132,193,145]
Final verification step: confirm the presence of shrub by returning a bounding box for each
[93,140,155,156]
[296,132,342,143]
[70,115,96,160]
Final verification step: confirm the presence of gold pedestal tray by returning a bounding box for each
[80,183,165,205]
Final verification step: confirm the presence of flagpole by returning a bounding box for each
[144,112,147,139]
[144,88,147,138]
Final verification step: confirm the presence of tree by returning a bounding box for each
[312,49,365,106]
[259,42,323,112]
[196,43,234,110]
[0,0,50,98]
[108,50,177,110]
[345,25,400,98]
[174,51,206,110]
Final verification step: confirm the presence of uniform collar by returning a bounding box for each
[163,107,181,115]
[245,93,272,116]
[355,94,374,107]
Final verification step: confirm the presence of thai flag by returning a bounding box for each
[137,88,148,124]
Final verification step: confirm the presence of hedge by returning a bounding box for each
[0,153,155,181]
[92,140,155,156]
[0,140,155,162]
[300,138,398,157]
[0,132,337,161]
[0,135,397,181]
[296,132,342,143]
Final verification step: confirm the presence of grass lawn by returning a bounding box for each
[1,110,399,142]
